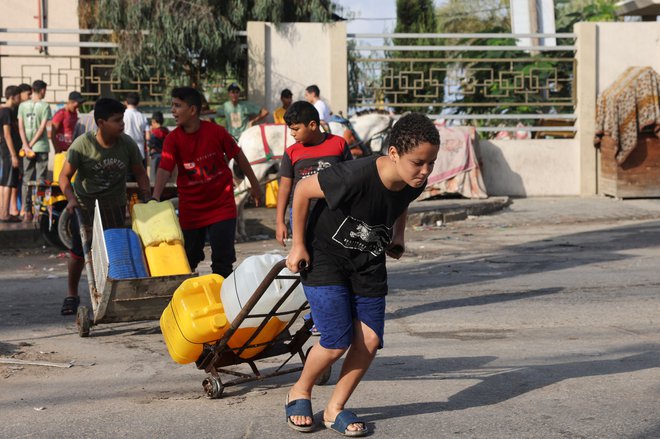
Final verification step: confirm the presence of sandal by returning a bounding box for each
[285,394,315,433]
[323,410,368,437]
[61,296,80,316]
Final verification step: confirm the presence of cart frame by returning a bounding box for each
[195,259,330,399]
[75,201,196,337]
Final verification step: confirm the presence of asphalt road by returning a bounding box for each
[1,197,659,438]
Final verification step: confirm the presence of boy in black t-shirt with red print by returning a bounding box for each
[276,100,352,247]
[283,113,440,436]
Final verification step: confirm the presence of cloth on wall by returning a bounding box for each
[418,125,488,201]
[594,66,660,165]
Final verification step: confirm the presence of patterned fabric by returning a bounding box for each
[595,66,660,165]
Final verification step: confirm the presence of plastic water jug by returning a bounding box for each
[104,228,149,279]
[160,274,228,364]
[131,200,184,247]
[221,254,306,358]
[145,241,191,277]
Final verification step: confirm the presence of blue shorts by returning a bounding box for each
[303,284,386,350]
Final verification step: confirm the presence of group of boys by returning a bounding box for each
[6,79,438,437]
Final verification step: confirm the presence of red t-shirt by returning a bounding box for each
[160,121,240,229]
[52,108,78,152]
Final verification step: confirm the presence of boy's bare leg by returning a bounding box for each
[0,186,8,218]
[10,187,19,216]
[288,343,346,427]
[67,256,84,297]
[323,321,380,432]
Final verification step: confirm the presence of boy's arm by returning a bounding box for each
[29,118,48,148]
[18,117,29,149]
[387,208,407,259]
[249,106,269,127]
[59,160,80,213]
[275,176,293,247]
[235,149,263,206]
[152,168,171,201]
[286,174,325,273]
[3,125,19,168]
[131,163,151,202]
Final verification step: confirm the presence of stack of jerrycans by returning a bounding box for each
[131,200,191,276]
[159,254,307,364]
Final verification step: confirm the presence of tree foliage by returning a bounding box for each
[79,0,340,89]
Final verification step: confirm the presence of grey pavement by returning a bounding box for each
[0,196,659,438]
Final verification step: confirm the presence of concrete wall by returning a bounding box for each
[575,21,660,196]
[480,139,581,196]
[0,0,81,103]
[247,21,348,119]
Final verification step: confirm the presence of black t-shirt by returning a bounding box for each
[302,156,425,296]
[0,107,20,156]
[278,133,352,205]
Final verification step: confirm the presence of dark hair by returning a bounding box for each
[283,101,320,126]
[152,110,164,125]
[126,92,140,106]
[389,113,440,155]
[171,87,202,114]
[4,85,20,99]
[94,98,126,124]
[305,85,320,97]
[32,80,47,93]
[18,83,32,93]
[280,88,293,98]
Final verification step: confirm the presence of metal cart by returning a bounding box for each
[75,201,196,337]
[195,259,331,399]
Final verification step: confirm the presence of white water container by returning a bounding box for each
[220,254,306,358]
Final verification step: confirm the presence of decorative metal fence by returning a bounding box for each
[0,28,246,108]
[348,32,577,138]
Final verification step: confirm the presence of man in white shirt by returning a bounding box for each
[304,84,330,132]
[123,92,149,164]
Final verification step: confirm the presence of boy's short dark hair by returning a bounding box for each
[4,85,20,99]
[305,85,320,97]
[389,113,440,155]
[126,92,140,106]
[171,87,202,114]
[18,83,32,93]
[283,101,320,126]
[152,110,164,125]
[94,98,126,124]
[280,88,293,98]
[32,80,47,93]
[227,83,241,93]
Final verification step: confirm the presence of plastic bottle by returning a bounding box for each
[220,254,306,358]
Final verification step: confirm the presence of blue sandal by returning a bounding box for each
[285,394,315,433]
[323,410,368,437]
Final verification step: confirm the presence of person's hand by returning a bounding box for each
[286,245,309,273]
[276,221,288,247]
[386,239,405,259]
[250,184,263,207]
[65,198,81,214]
[11,156,19,168]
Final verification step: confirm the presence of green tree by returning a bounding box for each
[79,0,340,91]
[555,0,619,32]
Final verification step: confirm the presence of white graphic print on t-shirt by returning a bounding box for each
[331,216,391,256]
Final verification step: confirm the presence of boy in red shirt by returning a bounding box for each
[51,91,84,153]
[152,87,262,277]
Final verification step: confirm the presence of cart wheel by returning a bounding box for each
[203,376,224,399]
[57,207,74,250]
[76,306,90,337]
[305,346,331,385]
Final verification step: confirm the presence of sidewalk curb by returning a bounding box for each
[407,196,511,226]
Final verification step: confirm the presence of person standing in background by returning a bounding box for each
[147,110,169,181]
[273,88,293,124]
[50,91,84,153]
[217,83,268,140]
[0,86,22,222]
[123,92,150,165]
[304,85,331,132]
[17,79,50,222]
